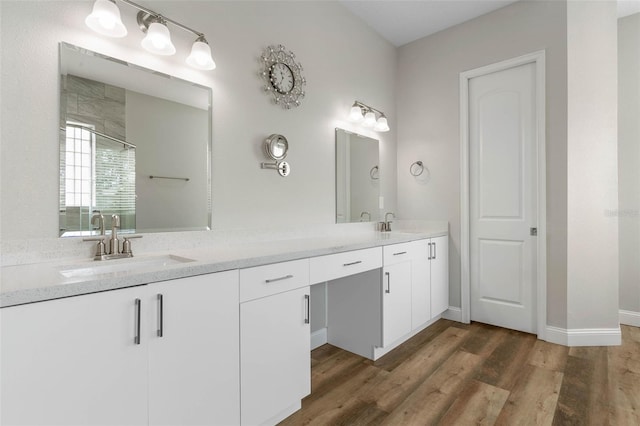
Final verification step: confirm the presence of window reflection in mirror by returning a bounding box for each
[58,43,212,237]
[335,128,380,223]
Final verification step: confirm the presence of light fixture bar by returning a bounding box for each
[118,0,204,37]
[86,0,216,70]
[350,100,390,132]
[353,100,385,118]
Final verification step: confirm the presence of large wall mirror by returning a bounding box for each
[58,43,212,236]
[335,128,380,223]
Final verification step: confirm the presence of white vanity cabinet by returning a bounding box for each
[430,235,449,317]
[239,259,311,426]
[408,240,431,328]
[1,270,240,426]
[147,270,240,426]
[1,286,149,426]
[382,240,436,346]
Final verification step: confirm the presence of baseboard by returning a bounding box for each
[442,306,463,322]
[619,309,640,327]
[545,325,621,347]
[310,328,328,350]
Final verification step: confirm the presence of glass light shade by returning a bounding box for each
[374,116,390,132]
[363,111,376,127]
[85,0,127,38]
[141,22,176,56]
[186,40,216,70]
[349,105,364,122]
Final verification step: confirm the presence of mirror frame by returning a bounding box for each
[334,128,380,224]
[58,42,213,237]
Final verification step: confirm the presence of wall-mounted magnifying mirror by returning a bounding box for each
[261,134,290,177]
[335,128,380,223]
[264,134,289,160]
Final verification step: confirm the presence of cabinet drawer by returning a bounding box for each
[310,247,382,284]
[383,240,428,266]
[240,259,310,303]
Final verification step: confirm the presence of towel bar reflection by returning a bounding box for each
[149,175,190,182]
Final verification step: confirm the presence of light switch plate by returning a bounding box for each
[379,196,384,209]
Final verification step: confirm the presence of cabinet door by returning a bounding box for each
[1,287,148,426]
[382,261,412,347]
[240,286,311,426]
[148,270,240,426]
[431,235,450,317]
[411,241,431,328]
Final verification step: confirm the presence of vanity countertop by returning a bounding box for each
[1,227,447,308]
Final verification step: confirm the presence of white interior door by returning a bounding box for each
[469,61,538,334]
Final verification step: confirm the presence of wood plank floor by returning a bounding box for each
[279,320,640,426]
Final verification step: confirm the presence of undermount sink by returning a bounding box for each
[58,254,195,278]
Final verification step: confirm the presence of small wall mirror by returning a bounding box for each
[264,134,289,160]
[335,128,380,223]
[58,43,212,236]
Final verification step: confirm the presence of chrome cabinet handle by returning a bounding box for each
[343,260,362,267]
[433,242,437,260]
[134,299,141,345]
[385,272,391,294]
[157,294,164,338]
[428,242,433,260]
[304,294,310,324]
[265,274,294,283]
[393,251,407,256]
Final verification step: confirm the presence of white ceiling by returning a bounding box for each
[341,0,640,47]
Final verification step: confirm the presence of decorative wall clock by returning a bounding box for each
[260,44,306,109]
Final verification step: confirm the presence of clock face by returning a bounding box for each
[269,62,295,94]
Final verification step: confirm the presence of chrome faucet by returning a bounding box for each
[360,211,371,222]
[383,212,395,232]
[83,213,141,260]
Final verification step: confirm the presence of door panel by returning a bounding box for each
[431,236,449,317]
[469,62,537,334]
[478,91,523,219]
[478,239,524,304]
[148,271,240,426]
[382,262,412,346]
[240,286,311,425]
[1,288,148,426]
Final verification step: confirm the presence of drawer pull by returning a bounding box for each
[134,298,141,345]
[157,294,164,338]
[304,294,310,324]
[343,260,362,267]
[393,251,407,256]
[385,272,391,293]
[265,274,294,283]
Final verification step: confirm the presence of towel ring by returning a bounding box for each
[410,161,424,177]
[370,165,379,180]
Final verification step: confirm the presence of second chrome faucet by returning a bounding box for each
[380,212,395,232]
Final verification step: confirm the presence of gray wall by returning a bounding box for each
[0,1,397,239]
[565,0,618,330]
[618,13,640,315]
[396,0,569,327]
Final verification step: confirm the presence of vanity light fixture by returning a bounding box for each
[85,0,127,37]
[85,0,216,70]
[140,18,175,56]
[363,110,377,127]
[348,101,390,132]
